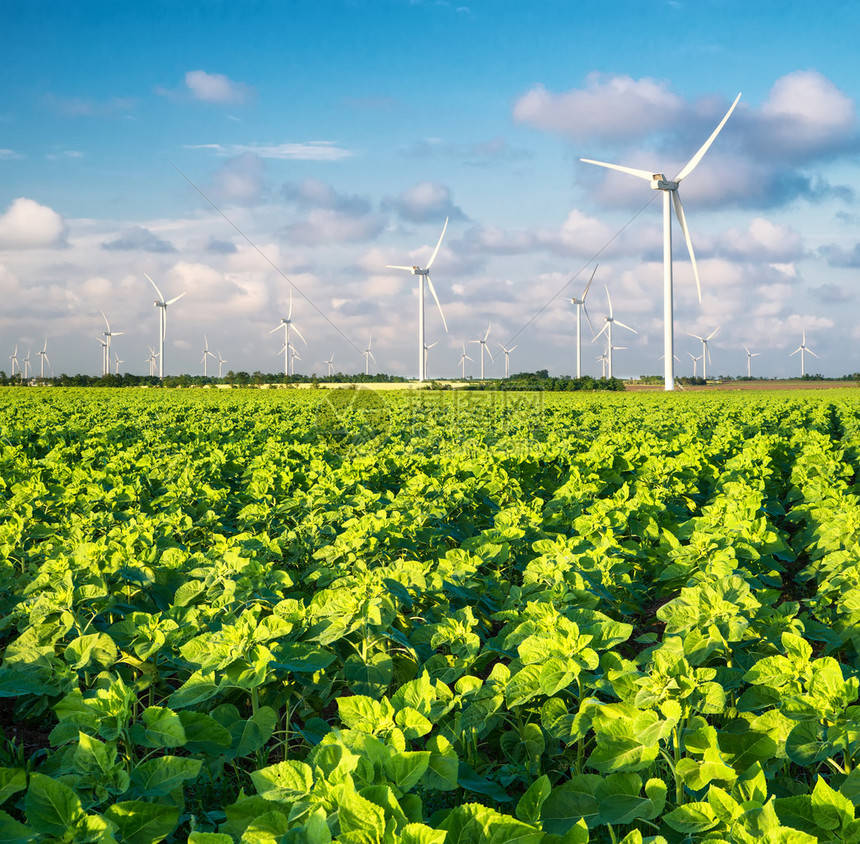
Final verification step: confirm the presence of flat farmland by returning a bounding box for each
[1,387,860,843]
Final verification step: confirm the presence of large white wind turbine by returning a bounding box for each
[144,274,186,379]
[270,289,306,377]
[497,343,518,378]
[597,347,609,378]
[581,93,741,391]
[743,345,761,378]
[569,266,597,378]
[97,337,109,376]
[458,342,473,378]
[201,334,216,377]
[38,339,50,379]
[594,286,637,379]
[386,218,449,382]
[216,352,227,378]
[423,341,438,379]
[790,328,818,376]
[146,346,159,377]
[325,354,335,377]
[288,343,302,376]
[470,324,494,379]
[114,352,124,375]
[9,345,18,377]
[363,335,376,375]
[688,351,702,378]
[101,311,123,377]
[688,327,719,380]
[22,349,31,380]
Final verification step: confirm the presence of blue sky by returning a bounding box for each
[3,0,860,378]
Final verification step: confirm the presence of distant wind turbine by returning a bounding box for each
[688,327,719,380]
[101,311,123,377]
[201,334,215,377]
[594,286,637,378]
[743,345,761,378]
[38,339,50,379]
[216,352,227,378]
[423,341,438,379]
[269,289,306,377]
[597,347,609,378]
[325,354,335,377]
[790,329,818,376]
[97,337,108,376]
[497,342,518,378]
[146,346,159,377]
[363,335,376,375]
[569,266,597,378]
[114,352,124,375]
[458,342,473,378]
[386,218,449,382]
[145,273,186,379]
[22,349,31,380]
[288,343,302,376]
[581,93,741,391]
[9,345,18,377]
[688,351,702,378]
[469,324,494,379]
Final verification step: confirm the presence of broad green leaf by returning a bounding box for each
[811,775,855,831]
[188,834,234,844]
[25,772,85,837]
[517,775,550,825]
[178,711,233,755]
[131,706,187,749]
[64,633,118,672]
[337,787,386,839]
[663,801,719,834]
[250,760,314,802]
[233,706,277,758]
[0,809,34,844]
[103,800,181,844]
[240,810,290,844]
[129,756,202,797]
[541,775,600,832]
[421,735,458,792]
[0,768,27,805]
[399,823,446,844]
[384,750,430,792]
[168,671,221,709]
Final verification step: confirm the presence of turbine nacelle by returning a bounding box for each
[651,176,678,191]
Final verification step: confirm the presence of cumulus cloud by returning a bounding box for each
[383,182,467,223]
[716,218,804,262]
[102,225,177,253]
[0,198,67,249]
[205,237,237,254]
[184,70,254,105]
[819,242,860,267]
[208,153,266,205]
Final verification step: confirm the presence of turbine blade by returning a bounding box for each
[269,324,283,335]
[486,346,495,362]
[484,323,491,341]
[614,320,638,334]
[688,332,704,341]
[674,93,742,182]
[789,348,800,357]
[743,345,750,354]
[582,265,598,300]
[807,348,819,359]
[706,326,719,341]
[292,324,308,345]
[583,304,596,338]
[595,322,609,340]
[288,288,293,320]
[605,284,613,316]
[510,345,518,353]
[425,217,449,270]
[166,291,187,306]
[426,275,449,333]
[144,273,165,302]
[386,265,414,271]
[580,158,655,181]
[672,192,702,303]
[101,310,111,332]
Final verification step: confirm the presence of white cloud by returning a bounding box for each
[0,149,23,160]
[384,182,466,223]
[208,153,266,206]
[187,142,353,161]
[0,198,67,250]
[185,70,254,105]
[717,218,804,262]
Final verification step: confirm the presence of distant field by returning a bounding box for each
[1,387,859,842]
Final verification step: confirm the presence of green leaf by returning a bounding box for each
[399,823,446,844]
[421,735,458,792]
[0,768,27,805]
[384,750,430,792]
[343,653,393,697]
[812,775,855,831]
[541,775,600,832]
[505,665,543,708]
[249,760,314,802]
[168,671,221,709]
[131,706,187,749]
[337,787,386,839]
[786,721,830,767]
[271,644,335,674]
[663,801,719,834]
[129,756,201,797]
[25,772,85,837]
[517,775,550,825]
[178,711,233,756]
[233,707,277,759]
[240,810,290,843]
[74,732,114,776]
[103,801,180,844]
[707,785,741,824]
[64,633,118,672]
[773,795,816,835]
[0,808,36,843]
[188,834,234,843]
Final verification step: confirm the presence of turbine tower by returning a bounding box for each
[594,286,637,378]
[9,345,18,377]
[469,324,494,379]
[688,327,719,380]
[581,93,741,391]
[38,339,50,379]
[458,342,473,378]
[386,218,449,382]
[97,337,109,376]
[201,334,215,377]
[101,311,123,377]
[423,341,438,379]
[569,266,597,378]
[790,329,818,376]
[144,273,186,379]
[363,335,376,375]
[743,345,761,378]
[269,289,306,377]
[114,352,124,374]
[497,343,518,378]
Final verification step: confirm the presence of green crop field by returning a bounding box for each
[1,386,860,843]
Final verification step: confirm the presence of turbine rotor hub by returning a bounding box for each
[651,175,679,191]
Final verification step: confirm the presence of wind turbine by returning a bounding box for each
[688,351,702,378]
[269,289,306,377]
[38,339,50,379]
[113,352,124,375]
[458,342,473,378]
[497,342,518,378]
[216,352,227,378]
[569,266,597,377]
[324,354,335,377]
[423,341,438,379]
[386,218,449,382]
[288,343,302,376]
[97,337,109,376]
[201,334,215,377]
[144,273,186,379]
[790,328,818,376]
[469,324,494,379]
[688,328,719,380]
[594,286,637,378]
[596,347,609,378]
[22,349,31,380]
[743,345,761,378]
[101,311,123,376]
[9,345,18,377]
[146,346,159,377]
[581,93,741,391]
[363,335,376,375]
